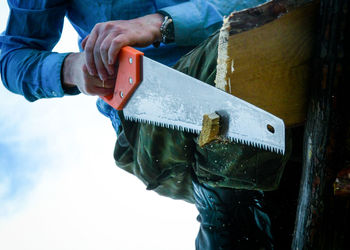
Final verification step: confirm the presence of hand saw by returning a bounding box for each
[101,46,285,154]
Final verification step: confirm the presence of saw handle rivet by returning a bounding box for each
[267,124,275,134]
[129,57,133,64]
[129,77,133,84]
[120,91,124,98]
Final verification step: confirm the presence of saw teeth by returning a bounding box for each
[124,115,284,154]
[226,135,284,155]
[124,115,200,135]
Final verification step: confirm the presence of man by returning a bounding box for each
[0,0,280,249]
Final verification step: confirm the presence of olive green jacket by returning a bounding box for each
[114,32,291,204]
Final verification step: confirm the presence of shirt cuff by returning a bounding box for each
[159,2,219,46]
[42,52,80,97]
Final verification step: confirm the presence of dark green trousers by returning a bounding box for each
[113,31,291,249]
[114,31,291,203]
[193,179,274,249]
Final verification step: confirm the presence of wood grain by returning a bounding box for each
[215,1,319,126]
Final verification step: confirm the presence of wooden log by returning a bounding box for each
[215,0,318,127]
[291,0,349,249]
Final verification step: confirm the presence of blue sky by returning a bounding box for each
[0,3,197,249]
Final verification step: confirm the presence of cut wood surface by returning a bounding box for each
[198,113,221,147]
[215,0,319,127]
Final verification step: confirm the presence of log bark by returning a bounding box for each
[291,0,349,249]
[334,168,350,197]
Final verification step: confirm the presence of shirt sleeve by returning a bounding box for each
[159,0,269,46]
[0,0,79,102]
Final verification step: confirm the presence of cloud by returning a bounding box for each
[0,83,199,250]
[0,6,199,249]
[0,175,10,199]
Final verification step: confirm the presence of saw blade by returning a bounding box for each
[123,57,285,154]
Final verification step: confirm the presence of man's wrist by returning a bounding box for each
[62,53,78,89]
[136,13,164,43]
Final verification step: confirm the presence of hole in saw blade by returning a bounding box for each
[267,124,275,134]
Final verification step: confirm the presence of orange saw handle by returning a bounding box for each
[101,46,144,110]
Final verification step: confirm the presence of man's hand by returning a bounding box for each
[62,52,115,96]
[82,14,163,81]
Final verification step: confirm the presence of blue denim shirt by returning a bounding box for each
[0,0,267,132]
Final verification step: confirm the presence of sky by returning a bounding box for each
[0,3,198,250]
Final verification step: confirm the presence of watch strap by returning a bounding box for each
[160,15,175,44]
[153,12,175,47]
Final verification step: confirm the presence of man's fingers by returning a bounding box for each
[93,34,110,81]
[84,21,139,81]
[82,64,89,75]
[88,86,114,96]
[101,78,116,89]
[108,35,129,66]
[81,35,89,50]
[81,70,115,96]
[100,33,117,76]
[84,30,98,76]
[83,85,114,96]
[83,61,115,89]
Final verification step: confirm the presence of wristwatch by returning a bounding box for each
[160,15,175,44]
[153,13,175,47]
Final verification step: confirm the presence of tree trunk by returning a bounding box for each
[292,0,349,249]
